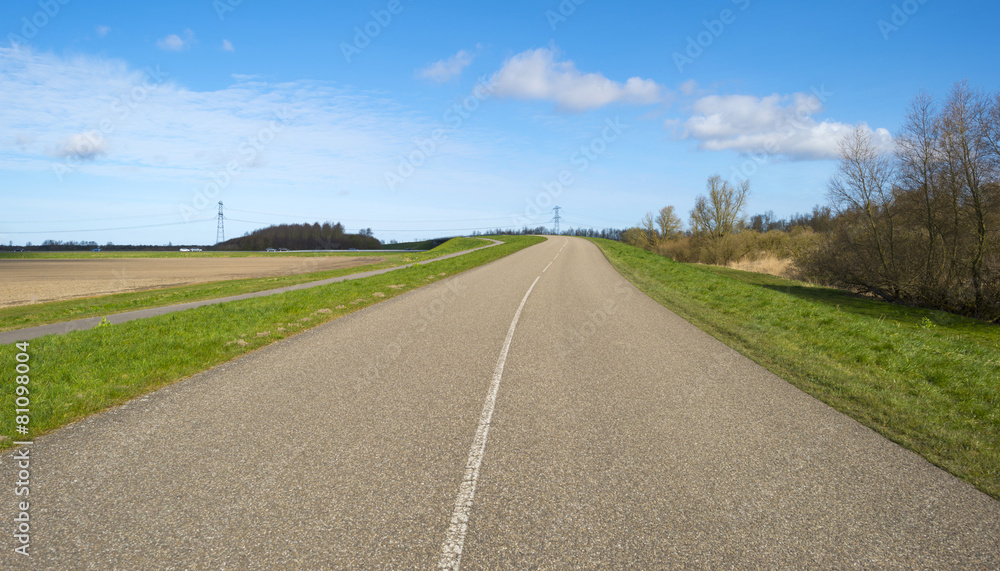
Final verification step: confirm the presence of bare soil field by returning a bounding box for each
[0,256,383,307]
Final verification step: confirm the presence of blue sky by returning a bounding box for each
[2,0,998,245]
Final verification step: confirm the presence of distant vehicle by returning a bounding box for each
[191,248,202,252]
[348,248,358,251]
[278,248,289,252]
[13,248,24,252]
[265,248,277,252]
[179,248,191,252]
[92,248,101,252]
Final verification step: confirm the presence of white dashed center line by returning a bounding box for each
[438,275,541,570]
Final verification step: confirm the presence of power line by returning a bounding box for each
[559,212,634,226]
[0,210,184,224]
[1,218,217,234]
[225,208,518,225]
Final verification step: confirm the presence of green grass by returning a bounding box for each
[0,236,544,447]
[589,238,1000,500]
[0,237,489,333]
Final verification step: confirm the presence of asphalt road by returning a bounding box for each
[2,237,998,569]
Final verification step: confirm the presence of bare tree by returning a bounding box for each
[938,81,991,313]
[655,206,684,239]
[827,125,900,297]
[896,91,946,297]
[640,212,659,248]
[688,175,750,264]
[801,82,1000,320]
[690,175,750,238]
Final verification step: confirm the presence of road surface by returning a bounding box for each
[2,237,998,569]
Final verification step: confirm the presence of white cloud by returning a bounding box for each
[222,39,234,52]
[489,47,663,111]
[54,131,108,160]
[96,25,111,38]
[678,92,893,160]
[417,49,474,83]
[157,29,195,51]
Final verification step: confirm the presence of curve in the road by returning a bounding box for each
[1,236,997,569]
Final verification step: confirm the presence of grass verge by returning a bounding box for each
[590,238,1000,500]
[0,236,543,447]
[0,237,487,333]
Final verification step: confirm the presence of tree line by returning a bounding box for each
[215,222,383,251]
[624,81,1000,322]
[810,82,999,320]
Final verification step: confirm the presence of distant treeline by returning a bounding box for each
[214,222,383,251]
[469,226,626,240]
[3,241,206,252]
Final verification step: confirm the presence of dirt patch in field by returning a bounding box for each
[0,256,383,307]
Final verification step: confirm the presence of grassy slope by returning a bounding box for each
[590,238,1000,499]
[0,238,487,333]
[0,236,543,446]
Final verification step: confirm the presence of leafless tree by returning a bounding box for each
[896,92,948,298]
[688,175,750,264]
[655,206,684,240]
[826,125,900,297]
[690,175,750,238]
[640,212,659,248]
[801,82,1000,320]
[938,81,992,313]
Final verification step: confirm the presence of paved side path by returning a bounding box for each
[0,239,500,345]
[1,237,997,568]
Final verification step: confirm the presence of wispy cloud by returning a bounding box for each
[0,47,444,192]
[157,29,196,51]
[490,47,663,112]
[13,134,34,150]
[677,92,893,160]
[417,49,474,83]
[221,39,234,52]
[96,25,111,38]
